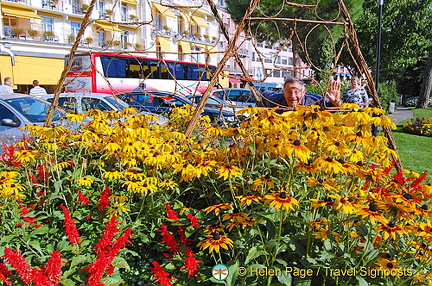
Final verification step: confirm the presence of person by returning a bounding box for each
[134,82,147,91]
[342,76,371,107]
[0,77,14,94]
[262,76,342,110]
[29,80,48,96]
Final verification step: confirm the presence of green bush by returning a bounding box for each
[378,81,399,111]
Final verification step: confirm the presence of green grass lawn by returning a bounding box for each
[392,107,432,180]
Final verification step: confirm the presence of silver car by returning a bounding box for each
[0,94,67,152]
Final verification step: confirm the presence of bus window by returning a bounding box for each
[149,60,159,79]
[174,63,185,80]
[101,56,127,78]
[186,64,199,80]
[127,58,141,78]
[159,62,171,79]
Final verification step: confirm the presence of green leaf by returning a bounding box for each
[111,256,130,270]
[70,254,90,268]
[30,225,49,236]
[0,234,15,244]
[357,275,369,286]
[28,240,42,254]
[60,279,76,286]
[225,261,239,286]
[245,246,265,265]
[276,271,292,286]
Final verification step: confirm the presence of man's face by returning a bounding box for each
[5,78,12,86]
[283,82,306,107]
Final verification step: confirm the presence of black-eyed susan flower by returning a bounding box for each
[376,221,408,240]
[356,204,389,224]
[375,256,402,271]
[283,140,311,163]
[204,223,224,234]
[313,157,346,174]
[216,164,242,181]
[77,176,94,187]
[101,170,124,180]
[263,192,299,212]
[14,150,36,164]
[197,232,234,253]
[203,203,233,216]
[252,175,274,191]
[236,192,262,206]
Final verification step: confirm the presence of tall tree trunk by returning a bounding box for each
[416,53,432,109]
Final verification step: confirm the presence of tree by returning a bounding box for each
[225,0,362,80]
[417,53,432,108]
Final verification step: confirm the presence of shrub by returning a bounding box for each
[402,117,432,137]
[0,106,430,285]
[378,81,399,111]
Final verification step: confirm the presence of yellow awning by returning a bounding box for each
[94,20,123,33]
[206,45,217,58]
[156,36,171,51]
[178,41,191,54]
[38,11,63,18]
[179,10,191,24]
[152,3,175,18]
[121,0,137,5]
[191,15,209,28]
[0,55,63,85]
[68,16,84,22]
[192,43,205,49]
[1,6,42,20]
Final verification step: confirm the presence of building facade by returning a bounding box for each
[0,0,304,93]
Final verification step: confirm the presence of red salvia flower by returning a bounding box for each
[31,268,55,286]
[186,213,200,228]
[40,250,65,283]
[3,248,33,284]
[180,247,201,278]
[85,217,132,286]
[150,261,175,286]
[60,205,81,245]
[410,172,428,191]
[97,186,111,213]
[176,225,191,247]
[93,216,120,254]
[0,262,13,285]
[157,224,180,253]
[76,189,91,206]
[165,204,179,221]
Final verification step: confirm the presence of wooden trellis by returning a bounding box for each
[44,0,402,172]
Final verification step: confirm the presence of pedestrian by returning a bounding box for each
[29,80,48,96]
[134,82,148,91]
[341,76,371,107]
[262,76,342,110]
[0,77,14,94]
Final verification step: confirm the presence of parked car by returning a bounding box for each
[41,93,129,113]
[116,90,237,122]
[402,96,432,107]
[41,93,168,124]
[211,88,258,107]
[0,94,67,152]
[185,94,247,115]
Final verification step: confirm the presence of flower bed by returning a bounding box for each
[402,117,432,137]
[0,105,430,285]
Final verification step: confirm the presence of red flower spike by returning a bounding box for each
[3,248,33,284]
[186,213,200,228]
[77,189,91,206]
[157,224,180,253]
[165,204,179,221]
[60,205,81,245]
[180,247,201,278]
[150,261,175,286]
[0,262,13,285]
[97,186,111,213]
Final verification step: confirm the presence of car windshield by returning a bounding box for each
[4,97,65,123]
[104,96,128,110]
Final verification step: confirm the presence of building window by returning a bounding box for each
[288,57,294,65]
[70,22,80,36]
[121,5,127,22]
[252,52,255,62]
[282,57,287,65]
[42,17,54,33]
[265,69,272,76]
[276,56,281,64]
[121,31,129,49]
[264,57,272,63]
[98,31,105,47]
[274,70,281,77]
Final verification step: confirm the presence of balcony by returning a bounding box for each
[2,0,31,4]
[42,0,62,10]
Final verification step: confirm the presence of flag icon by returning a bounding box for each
[212,264,229,281]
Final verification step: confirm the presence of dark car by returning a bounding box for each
[116,91,237,122]
[211,88,258,107]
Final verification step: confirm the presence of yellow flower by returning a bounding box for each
[284,140,311,163]
[101,170,124,180]
[236,193,262,206]
[77,176,94,187]
[14,150,36,164]
[216,164,242,180]
[263,192,299,212]
[197,232,234,253]
[107,195,130,216]
[66,113,86,122]
[376,221,408,240]
[203,203,233,216]
[313,157,346,174]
